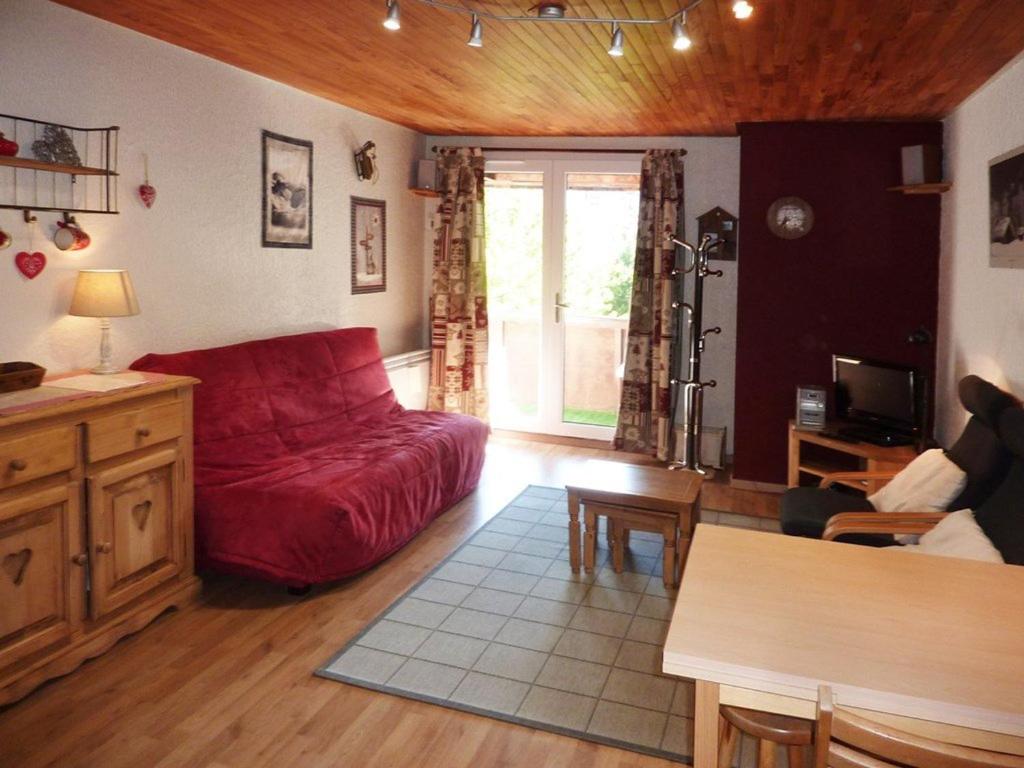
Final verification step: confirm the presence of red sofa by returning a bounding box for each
[132,328,488,587]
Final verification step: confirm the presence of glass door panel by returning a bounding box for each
[484,169,545,431]
[559,169,641,437]
[483,158,640,440]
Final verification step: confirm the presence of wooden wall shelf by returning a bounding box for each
[887,182,951,195]
[409,187,441,198]
[0,113,120,215]
[0,156,117,177]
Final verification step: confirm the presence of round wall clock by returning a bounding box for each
[766,197,814,239]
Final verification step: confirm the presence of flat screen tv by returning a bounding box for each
[832,355,920,436]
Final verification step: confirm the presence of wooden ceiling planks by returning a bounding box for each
[53,0,1024,136]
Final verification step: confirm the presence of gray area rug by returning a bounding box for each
[317,485,696,763]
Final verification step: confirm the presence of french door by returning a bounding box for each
[485,158,641,439]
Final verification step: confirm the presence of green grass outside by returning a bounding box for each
[504,402,618,428]
[562,408,618,427]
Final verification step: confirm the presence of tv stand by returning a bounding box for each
[836,424,916,447]
[787,420,917,494]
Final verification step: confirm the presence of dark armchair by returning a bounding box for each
[822,406,1024,565]
[780,375,1020,544]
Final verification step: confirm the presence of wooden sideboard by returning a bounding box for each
[0,373,200,706]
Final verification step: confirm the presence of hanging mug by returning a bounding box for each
[54,220,91,251]
[0,228,12,251]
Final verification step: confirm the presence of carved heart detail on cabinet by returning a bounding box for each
[2,548,32,586]
[132,500,152,531]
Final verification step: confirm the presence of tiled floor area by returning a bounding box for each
[319,483,783,764]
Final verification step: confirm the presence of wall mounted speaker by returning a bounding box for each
[417,160,438,190]
[901,145,942,185]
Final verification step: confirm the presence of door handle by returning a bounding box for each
[555,293,569,323]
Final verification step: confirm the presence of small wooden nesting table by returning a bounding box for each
[566,460,703,588]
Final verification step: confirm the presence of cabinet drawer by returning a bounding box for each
[86,401,184,463]
[0,427,77,491]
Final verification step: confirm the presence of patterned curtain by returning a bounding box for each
[614,150,685,460]
[427,147,489,419]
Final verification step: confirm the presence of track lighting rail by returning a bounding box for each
[382,0,754,55]
[415,0,703,26]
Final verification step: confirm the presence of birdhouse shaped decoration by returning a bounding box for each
[697,206,738,261]
[354,141,379,183]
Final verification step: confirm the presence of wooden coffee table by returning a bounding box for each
[566,460,703,588]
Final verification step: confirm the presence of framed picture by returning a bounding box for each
[990,143,1024,268]
[262,130,313,248]
[351,197,387,294]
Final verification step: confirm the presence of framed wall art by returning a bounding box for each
[990,144,1024,268]
[262,130,313,248]
[351,196,386,294]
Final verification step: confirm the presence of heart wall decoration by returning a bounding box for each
[138,184,157,208]
[15,251,46,279]
[138,152,157,209]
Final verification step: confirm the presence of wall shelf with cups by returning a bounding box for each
[0,113,120,216]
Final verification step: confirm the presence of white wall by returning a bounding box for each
[937,53,1024,441]
[0,0,426,373]
[424,135,741,450]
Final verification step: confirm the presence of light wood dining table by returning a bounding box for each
[662,524,1024,767]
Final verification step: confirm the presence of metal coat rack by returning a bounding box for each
[667,233,724,473]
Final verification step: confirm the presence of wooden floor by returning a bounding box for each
[0,438,779,768]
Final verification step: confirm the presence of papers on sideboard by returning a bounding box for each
[49,372,148,392]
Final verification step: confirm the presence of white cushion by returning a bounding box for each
[868,448,966,513]
[896,509,1005,564]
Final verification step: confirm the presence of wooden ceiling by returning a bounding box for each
[56,0,1024,136]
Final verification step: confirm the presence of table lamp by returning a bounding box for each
[68,269,140,374]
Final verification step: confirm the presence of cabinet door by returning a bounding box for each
[87,449,182,619]
[0,484,77,669]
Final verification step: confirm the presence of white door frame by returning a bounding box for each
[486,154,641,440]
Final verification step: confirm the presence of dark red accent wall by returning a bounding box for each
[733,122,942,485]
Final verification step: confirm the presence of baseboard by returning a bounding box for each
[730,478,787,494]
[491,429,615,451]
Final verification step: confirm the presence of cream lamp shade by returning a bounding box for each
[69,269,140,318]
[68,269,140,374]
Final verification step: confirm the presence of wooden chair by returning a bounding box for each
[719,705,813,768]
[814,686,1024,768]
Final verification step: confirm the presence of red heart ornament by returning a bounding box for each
[15,251,46,279]
[138,184,157,208]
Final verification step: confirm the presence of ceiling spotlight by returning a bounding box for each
[608,22,625,57]
[672,16,692,51]
[383,0,401,30]
[467,14,483,47]
[732,1,754,19]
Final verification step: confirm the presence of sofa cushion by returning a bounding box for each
[972,408,1024,565]
[195,409,489,584]
[958,374,1020,428]
[133,327,400,449]
[868,448,966,514]
[779,487,890,546]
[946,376,1020,510]
[896,509,1004,564]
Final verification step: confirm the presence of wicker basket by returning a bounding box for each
[0,362,46,393]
